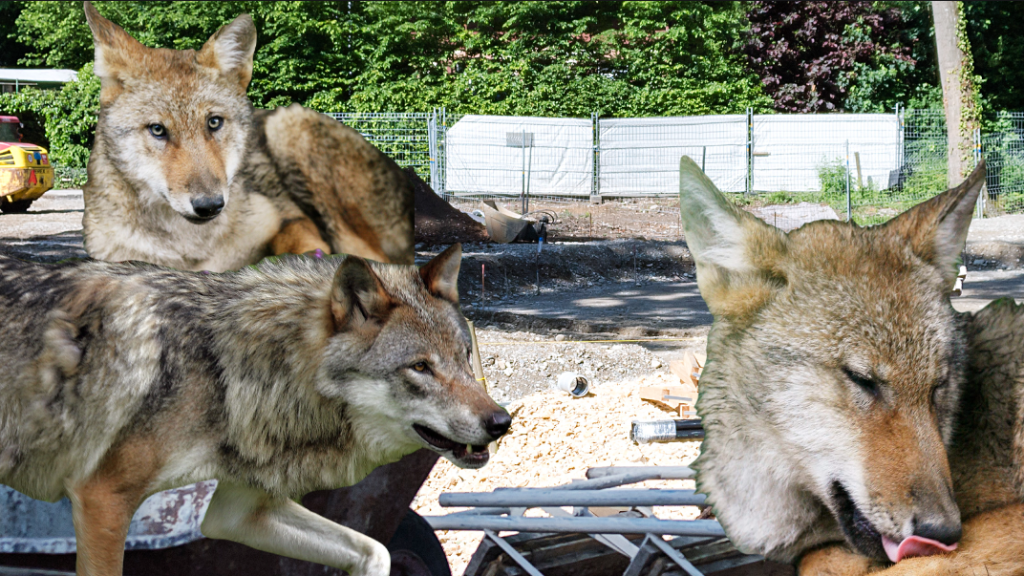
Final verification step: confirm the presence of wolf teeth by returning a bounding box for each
[466,444,474,454]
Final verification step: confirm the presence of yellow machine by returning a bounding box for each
[0,115,54,213]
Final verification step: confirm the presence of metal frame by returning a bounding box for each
[423,466,764,576]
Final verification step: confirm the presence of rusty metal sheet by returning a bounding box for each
[0,168,30,199]
[0,481,216,554]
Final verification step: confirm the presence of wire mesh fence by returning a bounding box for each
[327,111,442,193]
[327,108,1024,221]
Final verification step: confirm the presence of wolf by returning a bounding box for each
[677,156,1024,575]
[81,1,414,272]
[0,244,510,576]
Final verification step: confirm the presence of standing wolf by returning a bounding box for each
[678,157,1024,575]
[82,1,413,271]
[0,244,511,576]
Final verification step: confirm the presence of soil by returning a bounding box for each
[410,169,490,245]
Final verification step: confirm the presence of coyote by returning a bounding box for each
[678,157,1024,575]
[82,1,413,271]
[0,244,510,576]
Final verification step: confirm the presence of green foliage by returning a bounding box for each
[0,63,101,168]
[817,158,849,199]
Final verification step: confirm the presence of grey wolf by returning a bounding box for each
[0,243,510,576]
[81,1,413,271]
[678,157,1024,575]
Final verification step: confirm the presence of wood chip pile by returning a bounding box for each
[411,373,702,576]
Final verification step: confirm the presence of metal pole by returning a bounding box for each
[701,146,706,173]
[586,466,696,480]
[846,140,852,222]
[521,129,527,214]
[439,489,706,508]
[746,108,753,194]
[525,144,533,214]
[423,516,727,537]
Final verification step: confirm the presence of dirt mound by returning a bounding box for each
[409,168,489,245]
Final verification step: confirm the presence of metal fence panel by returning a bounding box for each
[598,115,747,194]
[327,111,433,181]
[444,115,593,197]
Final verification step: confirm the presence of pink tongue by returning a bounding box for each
[882,536,958,563]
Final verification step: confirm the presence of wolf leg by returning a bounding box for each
[201,482,390,576]
[799,544,888,576]
[270,217,331,256]
[67,441,159,576]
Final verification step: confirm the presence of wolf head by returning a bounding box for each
[84,1,255,222]
[319,244,511,469]
[679,157,984,562]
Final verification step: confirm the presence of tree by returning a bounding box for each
[0,1,28,67]
[932,1,980,187]
[743,1,913,113]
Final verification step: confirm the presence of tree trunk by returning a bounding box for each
[933,1,980,189]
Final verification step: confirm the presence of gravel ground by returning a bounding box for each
[473,328,706,402]
[411,373,702,576]
[0,190,84,239]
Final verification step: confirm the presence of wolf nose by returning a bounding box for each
[192,196,225,219]
[914,519,962,546]
[484,410,512,439]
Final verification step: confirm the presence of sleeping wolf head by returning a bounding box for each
[679,157,984,563]
[322,244,510,469]
[84,1,254,222]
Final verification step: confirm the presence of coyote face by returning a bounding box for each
[678,157,984,563]
[86,3,255,222]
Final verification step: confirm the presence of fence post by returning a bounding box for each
[591,112,601,201]
[428,109,439,195]
[746,108,753,194]
[441,107,448,200]
[846,139,852,222]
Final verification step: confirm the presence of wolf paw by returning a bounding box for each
[352,541,391,576]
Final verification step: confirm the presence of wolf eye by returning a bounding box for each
[412,361,431,374]
[842,367,880,398]
[148,124,167,138]
[207,117,223,131]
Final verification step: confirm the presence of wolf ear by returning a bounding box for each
[331,257,395,332]
[84,1,146,103]
[197,14,257,92]
[419,244,462,305]
[678,156,788,318]
[884,160,985,289]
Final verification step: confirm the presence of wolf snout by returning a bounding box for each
[191,195,225,219]
[483,410,512,439]
[914,518,961,547]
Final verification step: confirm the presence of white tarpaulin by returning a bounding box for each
[752,114,899,192]
[445,115,593,196]
[598,115,748,194]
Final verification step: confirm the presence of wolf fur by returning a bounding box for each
[0,244,510,576]
[81,2,413,271]
[677,157,1024,575]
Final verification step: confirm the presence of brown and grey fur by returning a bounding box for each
[677,157,1024,575]
[82,2,413,271]
[0,244,509,576]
